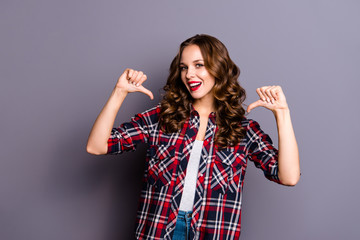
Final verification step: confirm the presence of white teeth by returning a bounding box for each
[189,82,201,87]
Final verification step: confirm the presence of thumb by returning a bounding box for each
[247,100,264,113]
[138,85,154,100]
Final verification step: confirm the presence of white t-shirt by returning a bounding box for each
[179,140,203,211]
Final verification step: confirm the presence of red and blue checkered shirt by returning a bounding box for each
[108,104,281,239]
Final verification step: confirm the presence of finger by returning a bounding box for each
[127,69,134,80]
[269,86,279,101]
[259,86,271,103]
[138,85,154,100]
[129,70,139,84]
[264,86,275,103]
[136,74,147,87]
[133,71,144,86]
[247,99,265,113]
[256,88,267,102]
[265,86,276,104]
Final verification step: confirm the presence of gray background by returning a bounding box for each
[1,0,359,239]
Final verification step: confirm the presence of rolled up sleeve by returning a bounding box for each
[247,120,281,184]
[107,112,150,154]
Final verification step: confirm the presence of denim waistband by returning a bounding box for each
[178,210,192,219]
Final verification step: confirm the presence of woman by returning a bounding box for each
[87,34,300,240]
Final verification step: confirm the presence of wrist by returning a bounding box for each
[273,107,290,120]
[113,86,128,97]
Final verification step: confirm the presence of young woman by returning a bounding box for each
[87,34,300,240]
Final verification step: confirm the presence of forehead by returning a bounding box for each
[180,45,204,63]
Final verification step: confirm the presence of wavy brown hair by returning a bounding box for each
[159,34,246,148]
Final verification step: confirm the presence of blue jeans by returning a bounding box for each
[172,210,192,240]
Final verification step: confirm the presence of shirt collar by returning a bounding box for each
[189,103,217,128]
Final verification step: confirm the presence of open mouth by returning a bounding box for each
[188,81,202,91]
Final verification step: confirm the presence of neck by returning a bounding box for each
[192,97,216,115]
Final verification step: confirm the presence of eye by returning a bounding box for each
[179,66,187,71]
[195,63,204,68]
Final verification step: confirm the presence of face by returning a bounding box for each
[180,44,216,102]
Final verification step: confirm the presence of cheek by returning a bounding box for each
[199,71,207,78]
[203,74,215,85]
[181,72,185,79]
[199,70,213,80]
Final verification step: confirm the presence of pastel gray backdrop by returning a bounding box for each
[1,0,359,239]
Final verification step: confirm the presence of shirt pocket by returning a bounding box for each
[211,150,246,194]
[147,144,176,189]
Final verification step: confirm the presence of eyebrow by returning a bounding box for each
[179,59,204,65]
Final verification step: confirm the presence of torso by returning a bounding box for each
[195,114,209,141]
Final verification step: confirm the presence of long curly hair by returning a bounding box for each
[159,34,246,148]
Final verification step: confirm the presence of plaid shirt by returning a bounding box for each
[108,104,281,240]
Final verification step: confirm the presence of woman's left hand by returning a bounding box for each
[247,86,289,113]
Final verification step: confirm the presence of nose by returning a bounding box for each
[186,66,195,79]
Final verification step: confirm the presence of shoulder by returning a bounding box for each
[132,104,161,125]
[240,118,268,142]
[138,103,161,116]
[240,117,261,131]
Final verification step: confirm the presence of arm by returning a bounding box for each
[86,68,153,155]
[247,86,300,186]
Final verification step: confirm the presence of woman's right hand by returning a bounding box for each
[116,68,154,100]
[87,68,153,155]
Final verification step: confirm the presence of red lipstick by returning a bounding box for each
[188,81,202,91]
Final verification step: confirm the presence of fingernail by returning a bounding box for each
[136,83,140,87]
